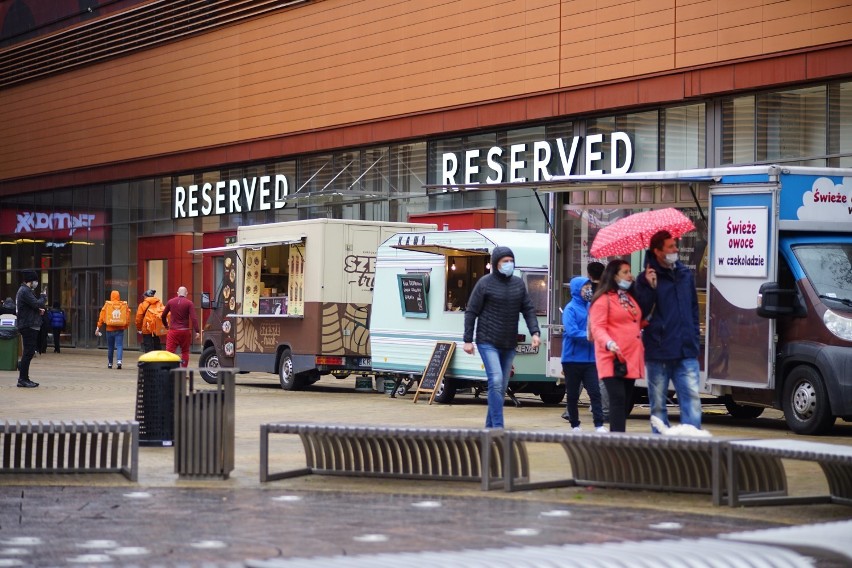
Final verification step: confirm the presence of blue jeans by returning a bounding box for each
[646,358,702,430]
[106,330,124,365]
[478,343,516,429]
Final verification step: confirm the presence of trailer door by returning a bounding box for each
[706,184,779,389]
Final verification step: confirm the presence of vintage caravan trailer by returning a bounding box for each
[195,218,433,389]
[370,228,559,403]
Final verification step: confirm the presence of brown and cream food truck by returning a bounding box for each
[194,218,434,389]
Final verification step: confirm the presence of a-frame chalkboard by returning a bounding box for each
[413,341,456,404]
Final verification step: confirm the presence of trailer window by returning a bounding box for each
[793,244,852,301]
[445,254,488,311]
[524,272,548,316]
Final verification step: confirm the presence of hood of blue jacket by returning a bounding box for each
[569,276,590,302]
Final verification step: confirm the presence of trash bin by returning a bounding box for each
[0,315,19,371]
[173,367,235,479]
[135,350,182,447]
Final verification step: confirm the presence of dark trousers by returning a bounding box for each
[602,377,636,433]
[19,327,38,382]
[562,362,604,428]
[52,326,62,352]
[141,334,162,353]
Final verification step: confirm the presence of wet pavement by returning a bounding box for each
[1,349,851,566]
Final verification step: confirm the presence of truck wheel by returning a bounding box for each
[783,365,835,435]
[199,346,220,384]
[539,390,565,405]
[433,378,457,404]
[723,396,764,419]
[278,349,304,391]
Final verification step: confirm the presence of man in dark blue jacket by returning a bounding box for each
[635,230,703,431]
[463,246,540,429]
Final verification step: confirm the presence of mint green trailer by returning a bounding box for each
[369,229,561,404]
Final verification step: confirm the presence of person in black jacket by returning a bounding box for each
[15,270,46,388]
[463,246,540,429]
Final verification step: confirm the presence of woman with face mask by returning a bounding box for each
[560,277,606,432]
[463,246,541,429]
[588,259,645,432]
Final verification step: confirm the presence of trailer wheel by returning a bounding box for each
[539,390,565,405]
[199,346,220,384]
[432,378,457,404]
[278,349,304,391]
[783,365,835,435]
[723,396,765,419]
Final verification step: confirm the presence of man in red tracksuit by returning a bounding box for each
[162,286,200,367]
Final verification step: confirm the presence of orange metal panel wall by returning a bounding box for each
[1,0,851,183]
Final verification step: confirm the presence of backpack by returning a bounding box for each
[142,300,168,336]
[104,300,129,327]
[50,309,66,329]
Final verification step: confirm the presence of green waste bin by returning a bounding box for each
[0,315,19,371]
[135,350,182,447]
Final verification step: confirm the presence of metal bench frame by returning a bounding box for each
[0,420,139,481]
[502,430,788,505]
[259,423,527,490]
[723,439,852,507]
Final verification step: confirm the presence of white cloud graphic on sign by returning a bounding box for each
[797,177,852,221]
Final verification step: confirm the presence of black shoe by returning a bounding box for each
[117,362,122,370]
[17,379,39,388]
[561,411,570,421]
[108,363,112,369]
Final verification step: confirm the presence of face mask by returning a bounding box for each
[581,288,593,302]
[617,278,632,290]
[498,261,514,276]
[28,281,38,290]
[665,253,679,265]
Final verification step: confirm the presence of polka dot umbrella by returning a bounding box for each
[590,207,696,258]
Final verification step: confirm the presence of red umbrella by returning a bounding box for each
[590,208,695,258]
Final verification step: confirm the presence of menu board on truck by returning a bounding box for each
[288,244,305,316]
[243,249,262,314]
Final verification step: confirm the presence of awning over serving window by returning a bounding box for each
[188,236,305,255]
[391,244,489,257]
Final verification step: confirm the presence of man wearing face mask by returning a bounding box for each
[635,230,703,432]
[15,270,47,388]
[463,246,540,429]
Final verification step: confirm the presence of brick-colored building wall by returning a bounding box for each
[1,0,851,184]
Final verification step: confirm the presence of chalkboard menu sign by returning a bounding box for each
[413,341,456,404]
[397,274,428,318]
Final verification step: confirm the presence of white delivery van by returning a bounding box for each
[193,218,434,389]
[369,228,560,404]
[544,165,852,434]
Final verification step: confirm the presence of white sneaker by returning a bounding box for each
[595,426,609,433]
[572,426,582,432]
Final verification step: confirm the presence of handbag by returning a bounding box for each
[613,355,628,378]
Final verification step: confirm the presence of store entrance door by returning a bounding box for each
[71,270,103,348]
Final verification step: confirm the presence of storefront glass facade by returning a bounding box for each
[2,80,851,349]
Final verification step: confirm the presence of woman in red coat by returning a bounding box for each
[588,259,645,432]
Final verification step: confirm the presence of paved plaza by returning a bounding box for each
[1,349,851,566]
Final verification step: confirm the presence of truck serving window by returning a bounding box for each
[524,272,548,316]
[792,244,852,303]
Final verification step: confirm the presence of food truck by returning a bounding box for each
[194,218,434,389]
[369,228,559,404]
[544,165,852,434]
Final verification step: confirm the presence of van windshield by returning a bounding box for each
[793,244,852,303]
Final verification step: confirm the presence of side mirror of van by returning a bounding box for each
[756,282,807,319]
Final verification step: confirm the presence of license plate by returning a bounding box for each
[357,357,372,367]
[515,344,539,354]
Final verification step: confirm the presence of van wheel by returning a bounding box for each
[783,365,835,435]
[199,346,220,384]
[723,396,765,419]
[433,378,457,404]
[278,349,304,391]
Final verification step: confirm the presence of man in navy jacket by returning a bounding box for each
[634,230,703,431]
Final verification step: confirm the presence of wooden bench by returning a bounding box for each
[723,439,852,507]
[0,420,139,481]
[501,430,788,505]
[259,423,528,490]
